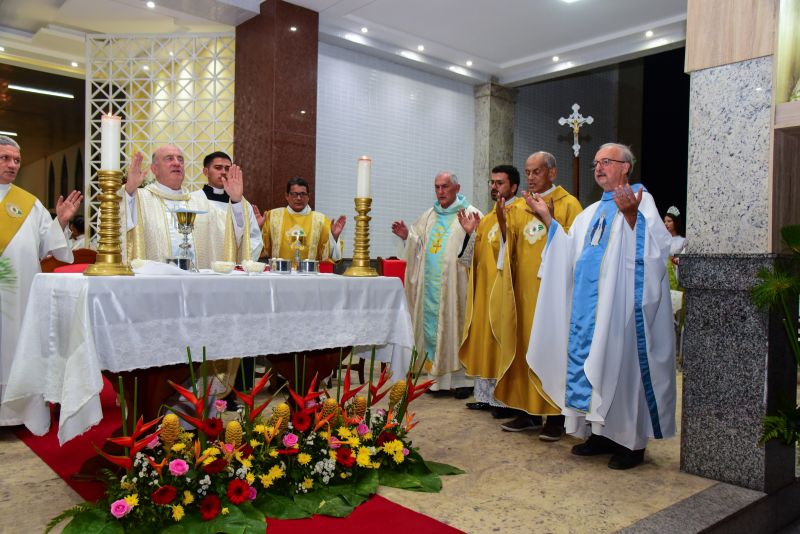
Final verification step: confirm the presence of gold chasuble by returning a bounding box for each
[0,185,37,255]
[494,186,582,415]
[122,184,240,267]
[459,197,526,379]
[262,207,341,261]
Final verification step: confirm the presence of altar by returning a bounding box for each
[1,271,413,444]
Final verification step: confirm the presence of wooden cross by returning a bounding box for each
[558,103,593,198]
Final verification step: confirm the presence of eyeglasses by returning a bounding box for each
[288,192,309,198]
[591,158,626,169]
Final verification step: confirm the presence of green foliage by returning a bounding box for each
[760,407,800,446]
[781,224,800,254]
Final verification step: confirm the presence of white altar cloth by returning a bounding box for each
[2,272,413,444]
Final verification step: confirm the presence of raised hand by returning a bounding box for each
[252,204,265,228]
[613,184,642,229]
[457,209,480,235]
[524,191,553,228]
[391,220,409,240]
[222,164,243,203]
[331,215,346,240]
[124,151,147,194]
[56,190,84,228]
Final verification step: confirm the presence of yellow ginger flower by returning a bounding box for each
[388,380,407,408]
[182,491,194,505]
[321,397,339,420]
[124,494,139,507]
[273,403,291,433]
[297,453,312,465]
[171,505,184,521]
[351,396,367,418]
[160,414,181,450]
[225,420,243,447]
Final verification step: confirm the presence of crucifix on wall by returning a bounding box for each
[558,103,593,198]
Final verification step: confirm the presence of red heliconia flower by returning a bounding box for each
[376,431,397,447]
[202,417,223,438]
[291,410,311,432]
[199,494,222,521]
[226,479,250,505]
[336,447,356,468]
[277,448,300,455]
[202,458,228,474]
[151,485,178,505]
[239,443,254,459]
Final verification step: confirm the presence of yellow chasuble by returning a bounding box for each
[0,185,37,256]
[459,197,526,379]
[494,186,582,415]
[262,207,341,262]
[122,184,239,268]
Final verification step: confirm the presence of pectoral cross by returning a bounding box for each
[558,103,593,199]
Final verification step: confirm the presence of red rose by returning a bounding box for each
[291,410,311,432]
[336,447,356,468]
[199,494,221,521]
[226,479,250,505]
[376,432,397,446]
[202,458,228,474]
[151,485,178,505]
[239,444,254,459]
[202,417,223,438]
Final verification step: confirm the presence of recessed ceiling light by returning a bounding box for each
[417,45,424,52]
[290,26,297,32]
[400,50,422,62]
[146,1,155,8]
[552,56,559,62]
[645,30,654,38]
[70,61,79,67]
[143,65,149,71]
[8,84,74,99]
[360,27,368,33]
[560,0,580,3]
[0,131,18,136]
[169,51,174,57]
[0,46,5,52]
[466,60,473,67]
[300,110,306,114]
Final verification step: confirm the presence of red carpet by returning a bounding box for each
[15,378,464,533]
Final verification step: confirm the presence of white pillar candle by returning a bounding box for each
[100,114,121,171]
[356,155,371,198]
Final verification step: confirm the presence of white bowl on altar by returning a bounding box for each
[212,261,235,274]
[242,260,267,273]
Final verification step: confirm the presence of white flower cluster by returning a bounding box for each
[235,466,248,479]
[198,474,211,496]
[296,481,309,494]
[312,458,336,484]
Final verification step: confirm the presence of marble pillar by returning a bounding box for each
[473,83,517,212]
[234,0,318,211]
[680,56,797,492]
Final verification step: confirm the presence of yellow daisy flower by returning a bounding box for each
[246,473,255,485]
[297,453,312,465]
[222,507,229,515]
[302,477,314,489]
[170,443,186,453]
[182,491,194,505]
[171,504,184,521]
[124,494,139,507]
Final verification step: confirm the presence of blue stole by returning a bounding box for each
[422,194,468,362]
[562,184,662,437]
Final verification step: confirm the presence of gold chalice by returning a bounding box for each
[291,233,306,270]
[169,210,202,271]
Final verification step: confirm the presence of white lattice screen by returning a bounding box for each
[84,33,235,237]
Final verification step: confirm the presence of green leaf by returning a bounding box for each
[378,469,442,492]
[313,495,355,517]
[352,469,379,497]
[424,460,465,476]
[256,493,309,519]
[61,508,124,534]
[159,505,263,534]
[781,224,800,254]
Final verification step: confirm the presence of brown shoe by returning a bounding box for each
[539,415,565,442]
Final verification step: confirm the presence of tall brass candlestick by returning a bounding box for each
[343,197,378,277]
[84,170,134,276]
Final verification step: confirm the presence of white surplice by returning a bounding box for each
[0,184,73,425]
[527,188,676,450]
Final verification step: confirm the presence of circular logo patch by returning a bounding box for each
[5,202,23,218]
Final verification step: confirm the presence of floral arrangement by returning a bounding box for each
[48,350,462,533]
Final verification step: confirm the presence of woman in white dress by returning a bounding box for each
[664,206,686,362]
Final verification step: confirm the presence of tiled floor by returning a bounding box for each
[0,374,716,533]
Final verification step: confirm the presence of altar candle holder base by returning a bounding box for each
[344,197,378,277]
[84,169,134,276]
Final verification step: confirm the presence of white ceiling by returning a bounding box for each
[0,0,687,84]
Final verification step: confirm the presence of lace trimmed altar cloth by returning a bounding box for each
[1,272,413,444]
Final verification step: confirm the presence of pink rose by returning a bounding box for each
[402,447,409,456]
[357,423,369,436]
[214,399,228,413]
[110,499,131,519]
[168,459,189,476]
[223,443,234,454]
[282,432,298,447]
[248,486,257,501]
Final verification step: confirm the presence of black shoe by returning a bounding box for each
[539,415,565,442]
[608,448,645,470]
[466,401,492,410]
[427,389,452,398]
[571,434,619,456]
[500,415,543,432]
[453,387,473,399]
[491,407,518,419]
